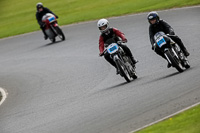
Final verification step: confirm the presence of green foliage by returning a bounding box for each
[136,104,200,133]
[0,0,200,38]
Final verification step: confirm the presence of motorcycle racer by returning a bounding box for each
[36,2,58,40]
[98,18,138,74]
[147,11,190,68]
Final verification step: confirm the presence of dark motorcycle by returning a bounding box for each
[42,13,65,43]
[154,31,190,72]
[101,38,137,82]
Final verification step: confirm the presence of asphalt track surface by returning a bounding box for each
[0,6,200,133]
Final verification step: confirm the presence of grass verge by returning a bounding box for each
[0,0,200,38]
[135,104,200,133]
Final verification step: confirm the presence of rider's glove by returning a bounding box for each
[122,39,127,43]
[117,41,122,45]
[99,52,104,56]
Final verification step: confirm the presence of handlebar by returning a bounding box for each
[99,49,107,56]
[99,41,126,57]
[166,34,176,37]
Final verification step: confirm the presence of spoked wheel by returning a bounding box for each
[128,59,137,79]
[55,26,65,41]
[116,59,132,82]
[127,63,137,79]
[179,51,190,69]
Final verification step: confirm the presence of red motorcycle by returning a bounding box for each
[42,13,65,43]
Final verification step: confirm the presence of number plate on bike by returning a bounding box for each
[107,43,119,54]
[156,36,166,48]
[48,17,55,23]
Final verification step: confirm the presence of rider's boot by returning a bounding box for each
[167,62,172,68]
[44,35,48,40]
[182,48,190,57]
[116,68,120,75]
[130,56,138,67]
[41,28,48,40]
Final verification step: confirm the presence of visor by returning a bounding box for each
[99,25,107,30]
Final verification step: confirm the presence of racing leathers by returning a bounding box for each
[149,19,190,58]
[99,27,137,70]
[36,7,58,38]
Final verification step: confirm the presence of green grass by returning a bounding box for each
[135,104,200,133]
[0,0,200,38]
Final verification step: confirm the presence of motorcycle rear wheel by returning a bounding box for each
[165,50,184,72]
[132,72,137,79]
[184,60,190,69]
[116,59,132,82]
[55,26,65,41]
[128,58,137,79]
[50,38,56,43]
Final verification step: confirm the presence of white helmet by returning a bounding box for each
[36,2,43,10]
[97,19,109,33]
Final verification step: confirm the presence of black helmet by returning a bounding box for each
[36,2,43,10]
[147,11,160,25]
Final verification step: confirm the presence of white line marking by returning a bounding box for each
[0,87,8,106]
[130,102,200,133]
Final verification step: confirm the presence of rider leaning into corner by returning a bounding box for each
[98,18,138,74]
[147,11,190,68]
[36,2,58,40]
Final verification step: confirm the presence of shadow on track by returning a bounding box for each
[33,40,64,51]
[97,78,139,93]
[158,71,180,80]
[102,82,128,91]
[140,71,179,86]
[40,40,63,48]
[143,67,193,85]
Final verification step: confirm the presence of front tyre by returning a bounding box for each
[55,26,65,41]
